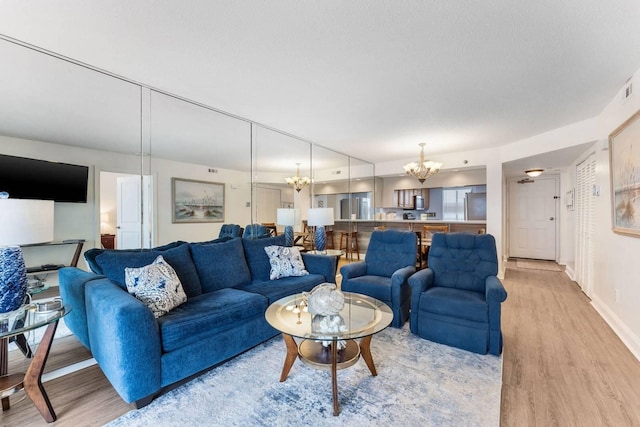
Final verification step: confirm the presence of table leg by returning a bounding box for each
[1,336,9,411]
[279,334,298,382]
[24,321,58,423]
[360,335,377,376]
[331,341,339,416]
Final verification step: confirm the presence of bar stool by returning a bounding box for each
[325,228,334,249]
[339,230,360,261]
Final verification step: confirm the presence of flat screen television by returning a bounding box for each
[0,154,89,203]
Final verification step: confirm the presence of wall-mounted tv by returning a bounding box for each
[0,154,89,203]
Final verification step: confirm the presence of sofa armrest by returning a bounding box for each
[485,276,507,303]
[301,252,338,283]
[85,278,162,404]
[408,268,435,333]
[339,261,367,282]
[58,267,105,349]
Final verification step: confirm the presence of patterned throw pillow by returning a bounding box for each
[125,255,187,318]
[264,245,309,280]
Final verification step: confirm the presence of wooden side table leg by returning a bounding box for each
[360,335,377,376]
[24,321,58,423]
[279,334,298,382]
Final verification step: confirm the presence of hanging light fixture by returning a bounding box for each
[403,143,443,184]
[525,168,544,177]
[285,163,311,192]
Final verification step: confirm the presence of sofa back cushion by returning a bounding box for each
[85,240,186,275]
[93,243,203,297]
[190,237,251,292]
[428,232,498,293]
[242,235,286,282]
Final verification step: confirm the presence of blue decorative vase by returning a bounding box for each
[0,246,28,313]
[284,226,294,247]
[315,226,326,252]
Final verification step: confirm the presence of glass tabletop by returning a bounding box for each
[306,249,344,256]
[0,304,70,340]
[265,292,393,340]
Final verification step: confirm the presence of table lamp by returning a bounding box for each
[307,208,334,253]
[0,198,55,314]
[277,208,299,247]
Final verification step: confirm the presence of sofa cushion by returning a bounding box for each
[190,237,251,292]
[94,243,202,297]
[235,273,325,304]
[84,241,186,275]
[125,255,187,318]
[242,235,286,282]
[157,288,268,352]
[340,275,393,302]
[264,245,309,280]
[419,286,488,323]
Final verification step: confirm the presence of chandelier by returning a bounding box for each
[403,143,443,184]
[285,163,311,192]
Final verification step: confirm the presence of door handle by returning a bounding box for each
[549,217,554,221]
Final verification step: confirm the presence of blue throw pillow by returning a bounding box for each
[84,241,187,275]
[189,237,251,292]
[95,243,202,297]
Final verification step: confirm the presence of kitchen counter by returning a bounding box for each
[329,219,486,254]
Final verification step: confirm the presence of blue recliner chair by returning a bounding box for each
[340,230,416,327]
[242,224,272,240]
[408,232,507,355]
[219,224,242,239]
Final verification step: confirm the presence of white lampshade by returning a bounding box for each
[307,208,335,227]
[276,208,298,227]
[0,199,55,246]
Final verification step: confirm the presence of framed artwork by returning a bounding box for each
[609,110,640,236]
[172,178,225,223]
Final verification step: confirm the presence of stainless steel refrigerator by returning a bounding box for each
[464,192,487,220]
[340,197,371,220]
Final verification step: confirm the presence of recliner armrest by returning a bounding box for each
[485,275,507,302]
[339,261,367,281]
[391,265,416,286]
[408,268,435,293]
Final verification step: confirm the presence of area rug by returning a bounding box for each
[515,259,563,271]
[106,325,502,427]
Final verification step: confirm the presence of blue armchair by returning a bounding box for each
[340,230,416,327]
[242,224,271,240]
[219,224,242,239]
[408,233,507,355]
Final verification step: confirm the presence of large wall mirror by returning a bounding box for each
[0,37,144,270]
[148,91,252,244]
[253,125,311,232]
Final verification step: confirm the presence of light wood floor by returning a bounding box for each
[2,261,640,426]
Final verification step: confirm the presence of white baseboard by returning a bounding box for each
[564,265,576,281]
[591,295,640,362]
[42,357,97,383]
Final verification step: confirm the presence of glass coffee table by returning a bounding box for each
[265,292,393,416]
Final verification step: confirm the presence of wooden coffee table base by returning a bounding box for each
[279,333,377,416]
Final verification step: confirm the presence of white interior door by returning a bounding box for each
[117,175,153,249]
[509,176,558,260]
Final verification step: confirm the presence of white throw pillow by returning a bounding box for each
[125,255,187,318]
[264,245,309,280]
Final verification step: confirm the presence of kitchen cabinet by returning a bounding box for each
[393,188,430,209]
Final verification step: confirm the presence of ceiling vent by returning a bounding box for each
[623,80,633,102]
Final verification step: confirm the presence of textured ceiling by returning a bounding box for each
[1,1,639,167]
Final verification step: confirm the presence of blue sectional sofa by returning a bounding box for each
[59,235,336,407]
